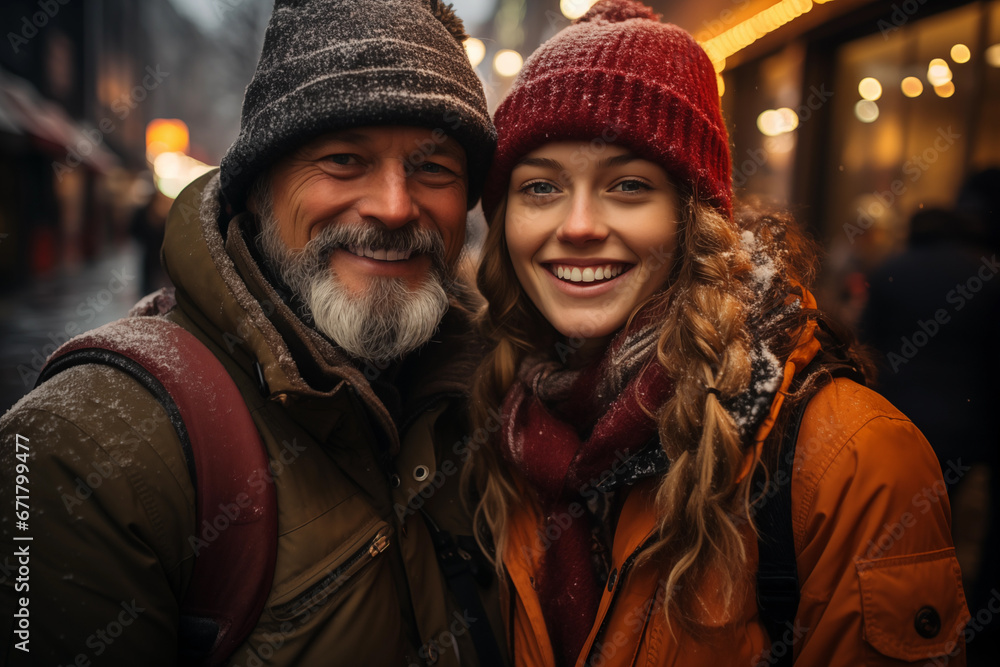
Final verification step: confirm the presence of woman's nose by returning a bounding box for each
[555,195,609,246]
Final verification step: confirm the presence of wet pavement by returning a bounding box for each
[0,243,143,415]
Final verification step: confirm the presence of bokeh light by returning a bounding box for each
[858,77,882,101]
[152,152,213,199]
[756,108,798,136]
[493,49,523,77]
[854,100,879,123]
[145,119,189,161]
[464,38,485,68]
[560,0,599,20]
[927,58,953,86]
[950,44,971,64]
[986,44,1000,68]
[934,81,956,98]
[901,76,924,98]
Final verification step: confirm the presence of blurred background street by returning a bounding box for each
[1,0,998,661]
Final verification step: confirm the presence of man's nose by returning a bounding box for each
[356,163,420,229]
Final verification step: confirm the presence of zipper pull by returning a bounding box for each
[369,530,391,557]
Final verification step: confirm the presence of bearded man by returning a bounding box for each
[0,1,502,665]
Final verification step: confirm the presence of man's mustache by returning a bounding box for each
[305,221,448,273]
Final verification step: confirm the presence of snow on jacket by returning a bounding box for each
[502,307,970,667]
[0,170,504,666]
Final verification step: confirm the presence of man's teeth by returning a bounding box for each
[553,264,626,283]
[346,245,414,261]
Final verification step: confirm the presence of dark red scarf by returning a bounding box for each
[500,323,673,667]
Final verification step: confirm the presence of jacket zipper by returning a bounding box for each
[580,535,656,667]
[271,526,392,618]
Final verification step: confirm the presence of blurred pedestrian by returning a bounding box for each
[863,170,1000,665]
[129,183,173,295]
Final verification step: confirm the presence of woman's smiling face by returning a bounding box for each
[504,142,679,345]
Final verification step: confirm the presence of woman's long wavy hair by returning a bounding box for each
[463,187,873,630]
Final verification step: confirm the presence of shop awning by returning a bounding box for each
[0,68,118,174]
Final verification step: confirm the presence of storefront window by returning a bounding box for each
[824,1,999,268]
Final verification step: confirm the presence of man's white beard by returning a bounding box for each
[254,192,453,365]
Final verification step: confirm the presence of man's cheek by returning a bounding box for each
[444,228,466,265]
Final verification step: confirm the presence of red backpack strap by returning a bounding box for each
[38,316,277,666]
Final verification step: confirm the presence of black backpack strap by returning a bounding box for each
[420,510,505,667]
[753,394,808,667]
[754,363,864,666]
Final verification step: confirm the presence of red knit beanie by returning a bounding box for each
[482,0,732,222]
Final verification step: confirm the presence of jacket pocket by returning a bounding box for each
[268,520,392,621]
[855,548,970,661]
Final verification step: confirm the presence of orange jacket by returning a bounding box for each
[502,317,970,666]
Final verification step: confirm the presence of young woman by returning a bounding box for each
[466,1,970,666]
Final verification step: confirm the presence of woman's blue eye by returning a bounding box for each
[327,154,355,165]
[420,163,443,174]
[528,182,556,195]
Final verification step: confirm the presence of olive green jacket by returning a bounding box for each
[0,171,503,666]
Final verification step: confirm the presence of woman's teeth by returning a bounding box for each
[346,245,414,261]
[553,264,626,283]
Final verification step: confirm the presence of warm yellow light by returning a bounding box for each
[901,76,924,98]
[776,107,799,132]
[153,152,214,199]
[493,50,523,77]
[153,151,183,180]
[854,100,879,123]
[757,110,779,136]
[757,108,798,136]
[986,44,1000,68]
[464,38,485,68]
[145,119,189,160]
[858,77,882,101]
[950,44,971,64]
[934,81,956,98]
[927,58,953,86]
[716,72,725,96]
[701,0,818,72]
[560,0,598,20]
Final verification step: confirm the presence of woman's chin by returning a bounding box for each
[550,315,623,345]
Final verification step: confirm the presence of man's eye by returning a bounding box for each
[420,162,444,174]
[325,154,357,165]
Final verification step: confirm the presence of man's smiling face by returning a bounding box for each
[255,125,470,362]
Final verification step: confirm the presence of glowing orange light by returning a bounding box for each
[146,119,190,160]
[901,76,924,97]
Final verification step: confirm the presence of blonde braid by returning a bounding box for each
[637,199,758,629]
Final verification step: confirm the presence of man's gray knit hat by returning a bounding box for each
[219,0,496,212]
